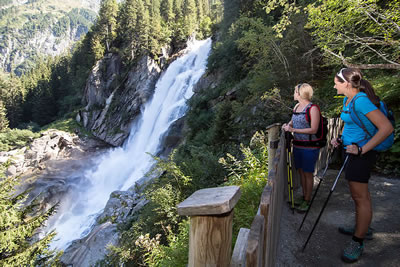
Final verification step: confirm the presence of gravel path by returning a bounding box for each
[276,169,400,266]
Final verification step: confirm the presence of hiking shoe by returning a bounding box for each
[294,196,304,206]
[342,239,364,263]
[287,196,303,207]
[338,226,374,240]
[295,200,310,213]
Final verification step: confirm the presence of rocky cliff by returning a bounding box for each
[79,47,172,147]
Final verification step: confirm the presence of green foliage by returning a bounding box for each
[41,118,80,134]
[91,0,118,59]
[264,0,301,38]
[306,0,400,68]
[218,131,268,243]
[198,16,212,38]
[0,72,24,128]
[372,72,400,111]
[235,16,275,72]
[0,101,8,131]
[136,220,189,266]
[0,166,61,265]
[0,128,40,151]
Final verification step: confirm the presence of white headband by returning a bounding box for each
[337,68,347,82]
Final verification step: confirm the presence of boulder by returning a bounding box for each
[61,222,119,267]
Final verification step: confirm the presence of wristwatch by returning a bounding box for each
[357,146,363,156]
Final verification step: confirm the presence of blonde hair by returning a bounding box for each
[296,83,313,100]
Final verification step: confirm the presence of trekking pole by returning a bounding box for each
[298,146,335,232]
[302,153,350,252]
[285,132,295,212]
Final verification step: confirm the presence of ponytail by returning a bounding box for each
[360,79,380,108]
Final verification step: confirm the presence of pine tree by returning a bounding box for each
[0,73,23,128]
[148,0,166,56]
[195,0,204,24]
[160,0,174,23]
[182,0,196,36]
[96,0,118,53]
[0,101,9,131]
[136,0,150,54]
[0,167,60,265]
[116,0,139,59]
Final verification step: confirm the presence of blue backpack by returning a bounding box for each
[349,94,395,151]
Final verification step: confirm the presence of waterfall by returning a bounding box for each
[50,38,212,249]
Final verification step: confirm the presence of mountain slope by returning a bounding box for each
[0,0,100,75]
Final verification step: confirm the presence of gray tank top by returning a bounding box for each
[292,103,317,142]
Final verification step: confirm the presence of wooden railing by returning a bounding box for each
[177,119,342,266]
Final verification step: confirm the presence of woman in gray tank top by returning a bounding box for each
[283,83,320,212]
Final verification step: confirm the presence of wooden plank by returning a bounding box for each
[177,186,241,216]
[188,211,233,267]
[246,215,265,267]
[267,125,281,175]
[231,228,250,267]
[260,186,272,267]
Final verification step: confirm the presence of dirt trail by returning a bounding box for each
[277,169,400,267]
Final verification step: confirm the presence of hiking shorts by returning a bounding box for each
[293,147,320,173]
[344,150,377,183]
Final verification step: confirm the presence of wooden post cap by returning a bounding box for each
[265,123,282,131]
[177,186,241,216]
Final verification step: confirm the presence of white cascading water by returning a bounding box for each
[50,38,212,249]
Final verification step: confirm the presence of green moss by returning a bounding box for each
[41,118,78,133]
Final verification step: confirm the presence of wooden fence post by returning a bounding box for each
[246,215,265,267]
[266,123,281,176]
[177,186,241,267]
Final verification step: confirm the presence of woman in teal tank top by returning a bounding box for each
[331,68,394,263]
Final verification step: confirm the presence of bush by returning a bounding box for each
[219,131,268,242]
[0,128,40,151]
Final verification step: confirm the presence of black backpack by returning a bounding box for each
[292,104,328,148]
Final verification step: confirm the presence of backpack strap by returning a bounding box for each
[305,104,321,141]
[293,103,300,112]
[305,104,320,123]
[349,95,373,138]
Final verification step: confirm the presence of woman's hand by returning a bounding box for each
[282,123,289,132]
[331,138,341,148]
[287,125,295,133]
[346,144,359,155]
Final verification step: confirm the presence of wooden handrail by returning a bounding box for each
[177,186,241,266]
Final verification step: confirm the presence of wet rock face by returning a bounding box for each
[61,222,119,267]
[80,52,170,146]
[97,190,146,225]
[0,130,108,211]
[60,191,148,267]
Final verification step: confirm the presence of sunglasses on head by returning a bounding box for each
[337,68,347,82]
[295,83,303,94]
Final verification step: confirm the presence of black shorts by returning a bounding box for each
[344,150,377,183]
